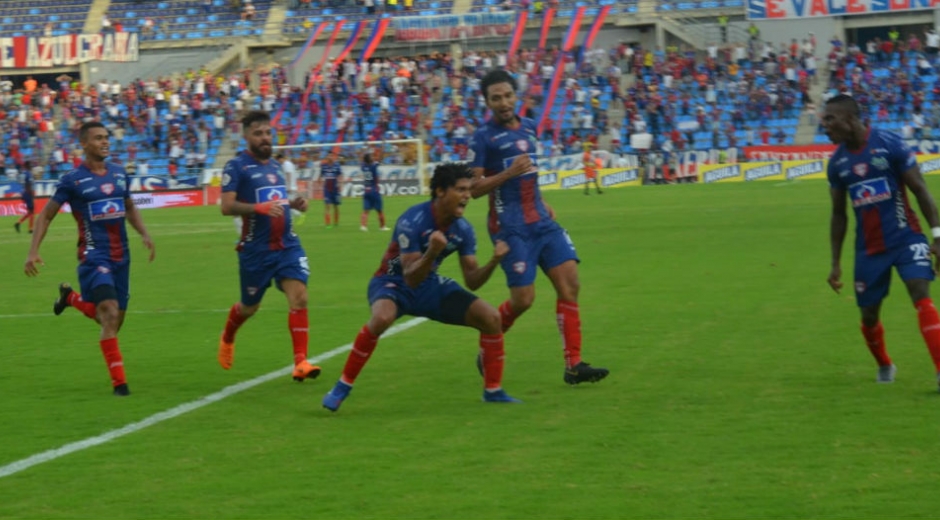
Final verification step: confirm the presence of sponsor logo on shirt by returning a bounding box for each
[871,156,889,171]
[255,186,288,204]
[501,153,539,175]
[88,197,126,221]
[850,178,891,208]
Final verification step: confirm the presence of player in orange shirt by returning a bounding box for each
[582,147,603,195]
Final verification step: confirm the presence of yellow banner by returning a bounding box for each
[538,168,642,190]
[918,154,940,175]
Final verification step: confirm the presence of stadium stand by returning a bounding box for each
[0,1,91,38]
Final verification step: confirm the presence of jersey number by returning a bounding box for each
[910,243,931,261]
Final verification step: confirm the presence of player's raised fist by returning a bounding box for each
[428,230,448,255]
[508,154,533,177]
[493,239,510,261]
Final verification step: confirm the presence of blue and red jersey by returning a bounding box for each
[321,161,342,194]
[828,128,923,256]
[362,161,380,194]
[21,174,33,202]
[468,116,552,236]
[222,151,300,254]
[374,201,476,278]
[52,163,130,264]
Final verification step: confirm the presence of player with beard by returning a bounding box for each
[25,121,155,396]
[217,111,321,383]
[468,70,609,385]
[824,94,940,388]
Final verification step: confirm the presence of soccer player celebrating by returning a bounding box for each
[24,122,155,396]
[468,70,609,385]
[321,152,342,228]
[217,111,321,383]
[322,163,520,412]
[14,170,35,233]
[823,94,940,387]
[359,152,389,232]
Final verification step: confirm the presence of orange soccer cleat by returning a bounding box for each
[218,333,235,370]
[292,360,321,382]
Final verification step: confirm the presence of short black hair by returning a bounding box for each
[430,162,472,199]
[79,121,107,142]
[481,69,517,101]
[241,110,271,131]
[363,153,372,163]
[825,94,861,118]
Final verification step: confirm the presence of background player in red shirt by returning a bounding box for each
[217,111,320,383]
[24,122,155,396]
[823,95,940,387]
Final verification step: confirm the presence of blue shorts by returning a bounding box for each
[494,224,580,288]
[22,197,33,211]
[854,239,935,307]
[238,246,309,306]
[368,274,478,325]
[323,190,341,206]
[78,259,130,310]
[363,191,382,212]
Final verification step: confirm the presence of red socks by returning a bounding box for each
[915,298,940,371]
[498,301,518,333]
[341,325,380,385]
[222,303,249,344]
[67,291,97,320]
[99,337,126,387]
[861,322,891,366]
[289,308,309,365]
[556,300,582,368]
[325,212,332,226]
[479,334,505,390]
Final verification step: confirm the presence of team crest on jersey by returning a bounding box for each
[853,164,868,177]
[101,183,115,195]
[513,261,526,274]
[516,139,529,152]
[267,174,278,184]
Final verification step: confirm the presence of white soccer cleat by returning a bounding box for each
[360,226,368,232]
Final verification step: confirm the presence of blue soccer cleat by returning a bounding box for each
[322,380,353,412]
[482,389,522,403]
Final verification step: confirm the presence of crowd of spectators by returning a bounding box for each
[4,23,940,182]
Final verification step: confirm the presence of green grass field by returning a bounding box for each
[3,180,940,518]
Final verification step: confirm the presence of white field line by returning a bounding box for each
[0,317,428,479]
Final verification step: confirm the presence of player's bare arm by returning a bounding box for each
[221,191,284,218]
[469,154,532,199]
[829,187,848,293]
[124,196,156,262]
[23,199,61,276]
[901,165,940,270]
[460,239,510,291]
[401,230,447,288]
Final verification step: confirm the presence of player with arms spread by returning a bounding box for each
[322,163,520,412]
[359,152,389,232]
[321,152,342,228]
[468,70,609,385]
[24,121,155,396]
[824,94,940,387]
[217,111,320,383]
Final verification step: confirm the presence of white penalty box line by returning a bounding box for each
[0,317,428,479]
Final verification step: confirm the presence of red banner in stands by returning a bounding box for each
[743,145,837,161]
[0,33,139,69]
[0,190,203,216]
